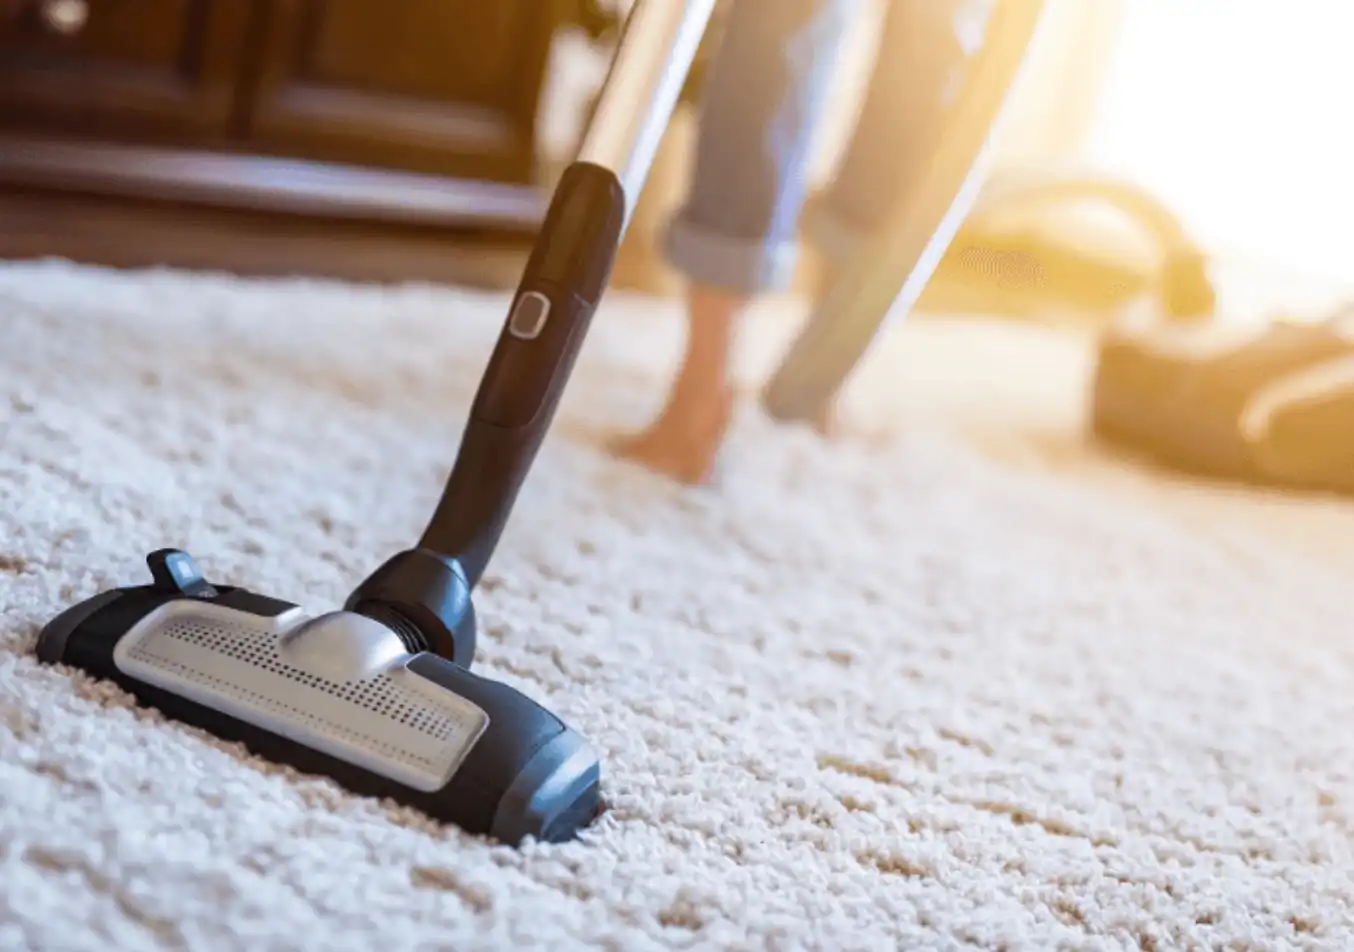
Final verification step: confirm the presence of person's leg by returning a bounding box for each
[790,0,992,433]
[611,0,861,484]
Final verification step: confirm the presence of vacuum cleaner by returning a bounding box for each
[760,0,1049,424]
[34,0,718,847]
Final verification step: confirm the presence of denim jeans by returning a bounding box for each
[663,0,991,295]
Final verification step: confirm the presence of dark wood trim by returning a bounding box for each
[235,1,554,183]
[0,134,548,231]
[0,0,258,144]
[0,185,532,288]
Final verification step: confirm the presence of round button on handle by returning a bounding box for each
[507,291,552,341]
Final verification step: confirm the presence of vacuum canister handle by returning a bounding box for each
[419,0,717,586]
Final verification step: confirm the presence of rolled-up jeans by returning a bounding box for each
[663,0,989,295]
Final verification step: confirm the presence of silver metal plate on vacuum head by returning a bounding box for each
[113,600,489,792]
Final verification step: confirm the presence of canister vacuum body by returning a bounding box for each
[35,0,718,846]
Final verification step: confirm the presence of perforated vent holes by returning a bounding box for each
[117,609,489,791]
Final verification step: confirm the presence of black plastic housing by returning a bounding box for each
[345,548,477,668]
[37,569,600,846]
[418,161,625,587]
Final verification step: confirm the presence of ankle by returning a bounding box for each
[688,283,747,318]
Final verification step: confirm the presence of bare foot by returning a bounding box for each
[610,390,734,486]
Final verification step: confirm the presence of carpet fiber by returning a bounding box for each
[3,260,1354,951]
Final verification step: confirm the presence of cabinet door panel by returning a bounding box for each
[0,0,255,142]
[243,0,555,182]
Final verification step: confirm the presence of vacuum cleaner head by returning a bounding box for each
[34,0,718,845]
[38,549,601,844]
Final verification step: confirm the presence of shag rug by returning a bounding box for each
[3,260,1354,952]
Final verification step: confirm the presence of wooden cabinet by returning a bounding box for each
[0,0,254,142]
[0,0,599,278]
[243,0,553,182]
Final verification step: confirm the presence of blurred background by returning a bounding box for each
[549,0,1354,319]
[1,0,1350,313]
[1083,0,1353,289]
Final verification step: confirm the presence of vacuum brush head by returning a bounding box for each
[38,549,601,845]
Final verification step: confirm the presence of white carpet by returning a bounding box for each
[3,260,1354,952]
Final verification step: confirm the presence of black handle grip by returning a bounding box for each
[419,161,626,586]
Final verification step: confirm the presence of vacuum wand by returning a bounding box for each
[759,0,1048,423]
[417,0,716,589]
[35,0,716,847]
